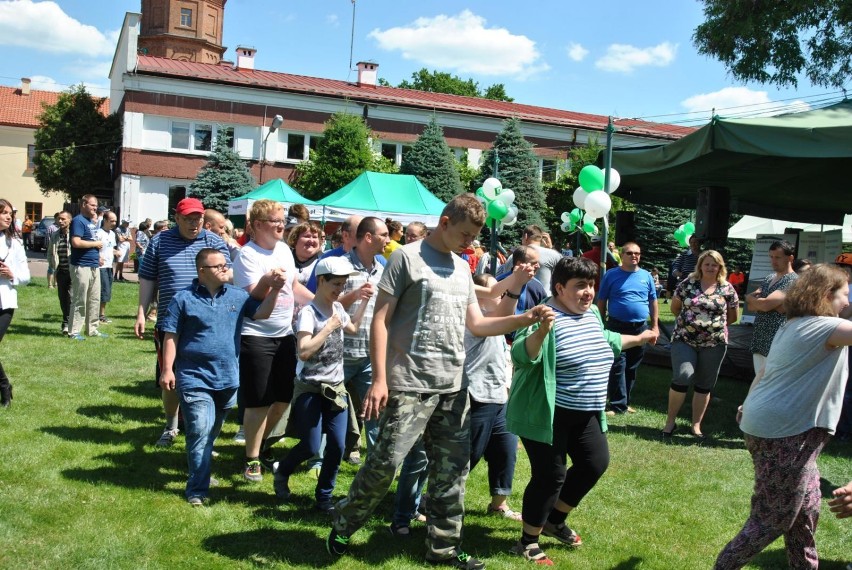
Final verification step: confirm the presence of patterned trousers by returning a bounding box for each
[333,389,471,561]
[715,428,830,570]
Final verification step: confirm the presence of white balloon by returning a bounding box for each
[573,187,587,209]
[605,168,621,194]
[502,209,517,225]
[561,211,571,223]
[496,189,515,205]
[482,177,501,200]
[561,222,571,232]
[583,212,597,226]
[584,190,612,219]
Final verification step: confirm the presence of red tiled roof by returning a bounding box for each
[135,56,694,140]
[0,86,62,129]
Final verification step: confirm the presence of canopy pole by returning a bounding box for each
[600,117,615,284]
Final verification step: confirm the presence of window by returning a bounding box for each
[308,135,322,153]
[541,159,557,183]
[24,202,42,223]
[180,8,192,27]
[26,144,36,171]
[193,124,212,151]
[222,126,235,149]
[401,145,412,162]
[171,122,233,153]
[287,133,305,160]
[381,143,397,162]
[171,122,190,149]
[168,186,187,222]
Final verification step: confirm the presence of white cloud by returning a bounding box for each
[681,87,810,117]
[0,0,116,57]
[326,14,339,27]
[566,43,588,62]
[595,42,677,73]
[368,10,549,79]
[28,75,62,91]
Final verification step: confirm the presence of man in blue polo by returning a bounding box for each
[597,242,658,415]
[134,197,230,447]
[68,194,105,340]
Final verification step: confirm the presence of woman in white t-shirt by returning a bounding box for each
[0,199,30,407]
[716,264,852,569]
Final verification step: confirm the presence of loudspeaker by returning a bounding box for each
[614,211,636,246]
[695,187,730,240]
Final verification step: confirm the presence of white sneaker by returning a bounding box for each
[233,426,245,443]
[155,428,178,447]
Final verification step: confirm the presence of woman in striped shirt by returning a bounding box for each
[506,256,656,565]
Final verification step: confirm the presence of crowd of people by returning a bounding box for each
[0,192,850,569]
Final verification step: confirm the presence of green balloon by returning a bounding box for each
[569,208,583,223]
[674,228,685,241]
[568,219,577,232]
[487,199,509,220]
[582,220,597,234]
[684,221,695,234]
[579,165,605,192]
[475,187,485,198]
[485,216,496,227]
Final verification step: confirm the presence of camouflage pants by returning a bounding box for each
[333,389,471,561]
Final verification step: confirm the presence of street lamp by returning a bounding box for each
[259,114,283,184]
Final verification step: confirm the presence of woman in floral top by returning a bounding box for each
[662,250,738,439]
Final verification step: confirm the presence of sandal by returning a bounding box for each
[661,425,677,438]
[389,522,411,538]
[690,428,706,440]
[488,505,523,521]
[510,541,553,566]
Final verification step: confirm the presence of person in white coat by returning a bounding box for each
[0,199,31,407]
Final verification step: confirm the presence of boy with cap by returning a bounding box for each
[274,256,371,512]
[160,248,286,505]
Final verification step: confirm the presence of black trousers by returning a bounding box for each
[0,308,14,384]
[56,269,71,328]
[520,407,610,527]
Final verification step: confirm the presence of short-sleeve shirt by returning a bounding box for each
[342,248,383,362]
[232,240,297,338]
[69,214,100,267]
[672,250,698,277]
[672,278,739,347]
[296,301,350,386]
[598,267,656,323]
[379,240,478,393]
[96,228,116,266]
[750,272,798,356]
[553,306,615,411]
[160,281,261,392]
[138,227,230,330]
[741,316,848,438]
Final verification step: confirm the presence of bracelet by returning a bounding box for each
[505,290,521,299]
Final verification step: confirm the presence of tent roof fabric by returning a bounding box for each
[317,172,446,224]
[228,178,317,204]
[609,100,852,224]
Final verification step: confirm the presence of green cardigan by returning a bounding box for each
[506,302,622,445]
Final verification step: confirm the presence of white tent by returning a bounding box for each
[729,215,852,242]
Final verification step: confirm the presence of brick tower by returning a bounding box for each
[138,0,227,64]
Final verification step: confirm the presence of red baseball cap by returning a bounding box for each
[175,198,205,216]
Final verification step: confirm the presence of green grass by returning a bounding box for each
[0,278,850,569]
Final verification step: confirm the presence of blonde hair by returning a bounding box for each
[689,249,728,284]
[249,199,284,230]
[785,264,848,318]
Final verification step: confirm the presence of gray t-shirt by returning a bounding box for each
[498,245,563,292]
[741,316,848,438]
[295,301,350,386]
[379,240,477,393]
[464,328,509,404]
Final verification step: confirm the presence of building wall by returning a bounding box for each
[0,125,66,222]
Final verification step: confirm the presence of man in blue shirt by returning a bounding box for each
[160,248,285,505]
[596,242,658,415]
[68,194,105,340]
[135,197,231,447]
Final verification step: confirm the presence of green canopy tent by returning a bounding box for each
[227,178,322,226]
[317,171,447,226]
[607,100,852,225]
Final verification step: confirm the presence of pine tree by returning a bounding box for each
[294,113,374,201]
[479,117,548,245]
[188,129,255,213]
[399,116,463,202]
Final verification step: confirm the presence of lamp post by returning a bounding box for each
[259,114,283,184]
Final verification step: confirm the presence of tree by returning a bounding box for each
[397,68,514,101]
[693,0,851,89]
[294,113,375,201]
[187,129,255,213]
[455,150,481,193]
[399,116,463,202]
[479,117,548,245]
[33,84,122,203]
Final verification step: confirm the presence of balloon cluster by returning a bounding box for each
[474,177,518,231]
[673,221,695,247]
[562,165,621,236]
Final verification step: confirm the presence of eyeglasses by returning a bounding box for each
[623,251,641,256]
[259,219,286,226]
[201,264,231,272]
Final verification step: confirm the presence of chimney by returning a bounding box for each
[235,46,256,70]
[356,61,378,88]
[20,77,31,96]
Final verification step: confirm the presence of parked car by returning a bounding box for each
[30,217,54,252]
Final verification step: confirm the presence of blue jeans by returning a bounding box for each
[179,386,237,500]
[469,399,517,497]
[393,438,429,526]
[277,391,349,503]
[344,357,379,453]
[606,319,648,413]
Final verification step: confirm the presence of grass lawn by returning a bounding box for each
[0,278,850,569]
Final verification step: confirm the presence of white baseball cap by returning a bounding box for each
[315,257,359,277]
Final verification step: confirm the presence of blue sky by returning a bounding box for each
[0,0,847,127]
